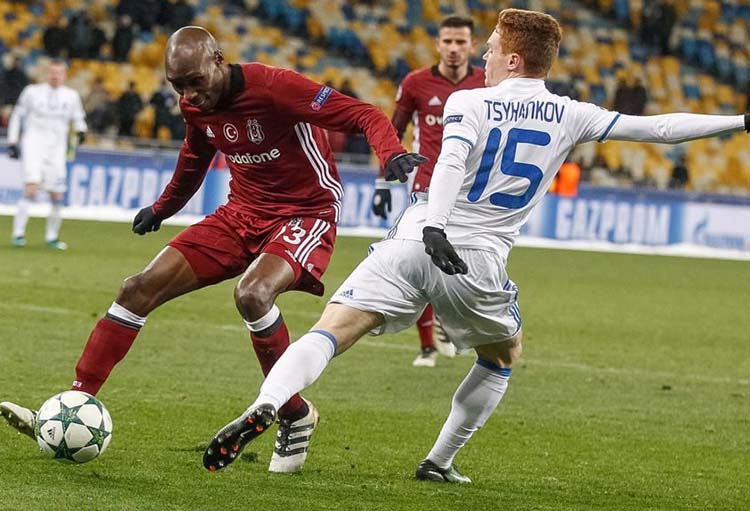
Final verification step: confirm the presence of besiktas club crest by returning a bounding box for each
[246,119,264,144]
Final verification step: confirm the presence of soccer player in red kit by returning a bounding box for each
[371,16,485,368]
[0,26,424,473]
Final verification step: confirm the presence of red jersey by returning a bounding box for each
[390,65,485,191]
[154,63,405,222]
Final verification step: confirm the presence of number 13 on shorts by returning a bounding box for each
[271,217,335,273]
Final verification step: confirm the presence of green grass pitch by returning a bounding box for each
[0,216,748,510]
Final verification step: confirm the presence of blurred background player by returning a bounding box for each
[371,16,485,367]
[0,26,423,474]
[6,59,86,250]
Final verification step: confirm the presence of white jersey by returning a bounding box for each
[390,77,745,260]
[8,83,87,148]
[333,79,744,345]
[390,77,619,258]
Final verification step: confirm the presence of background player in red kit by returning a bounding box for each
[371,16,485,368]
[0,26,424,473]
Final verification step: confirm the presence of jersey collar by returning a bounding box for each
[431,64,475,85]
[494,77,546,90]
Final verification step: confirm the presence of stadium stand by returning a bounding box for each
[0,0,748,193]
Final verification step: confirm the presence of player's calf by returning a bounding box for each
[203,404,277,472]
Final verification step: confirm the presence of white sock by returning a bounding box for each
[105,302,147,329]
[244,304,280,332]
[13,198,31,238]
[46,202,63,242]
[250,330,337,412]
[427,359,511,469]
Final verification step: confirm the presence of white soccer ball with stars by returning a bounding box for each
[35,391,113,463]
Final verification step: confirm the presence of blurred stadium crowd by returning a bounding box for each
[0,0,748,193]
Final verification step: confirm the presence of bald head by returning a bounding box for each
[165,26,230,111]
[166,26,218,65]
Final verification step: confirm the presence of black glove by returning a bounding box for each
[745,113,749,133]
[132,206,163,235]
[384,152,428,183]
[77,131,86,145]
[423,226,468,275]
[7,145,19,159]
[371,178,392,220]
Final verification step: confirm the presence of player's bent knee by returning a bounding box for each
[116,273,159,316]
[311,304,383,355]
[475,330,523,368]
[234,280,276,319]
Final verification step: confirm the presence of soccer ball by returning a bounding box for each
[35,391,113,463]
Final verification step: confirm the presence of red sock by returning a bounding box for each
[250,318,307,421]
[72,318,140,395]
[417,304,435,350]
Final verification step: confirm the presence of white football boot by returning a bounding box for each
[0,401,38,440]
[269,398,319,473]
[412,347,438,367]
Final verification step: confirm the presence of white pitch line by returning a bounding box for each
[358,340,750,387]
[4,302,747,387]
[0,302,77,316]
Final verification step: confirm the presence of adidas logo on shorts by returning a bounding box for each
[340,289,354,299]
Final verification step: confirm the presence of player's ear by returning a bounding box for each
[214,49,224,65]
[508,53,522,72]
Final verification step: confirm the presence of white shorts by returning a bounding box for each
[330,239,521,350]
[21,141,67,193]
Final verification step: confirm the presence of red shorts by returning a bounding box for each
[168,206,336,295]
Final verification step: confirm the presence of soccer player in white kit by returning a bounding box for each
[7,59,87,250]
[203,9,750,482]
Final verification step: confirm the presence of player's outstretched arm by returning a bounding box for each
[270,69,407,171]
[607,112,749,144]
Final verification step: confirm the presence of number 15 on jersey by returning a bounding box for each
[468,127,551,209]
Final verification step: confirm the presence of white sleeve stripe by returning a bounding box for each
[443,135,474,148]
[597,113,621,142]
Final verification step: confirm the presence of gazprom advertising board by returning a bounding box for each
[2,146,750,253]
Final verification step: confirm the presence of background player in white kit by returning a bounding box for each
[7,59,87,250]
[203,9,750,482]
